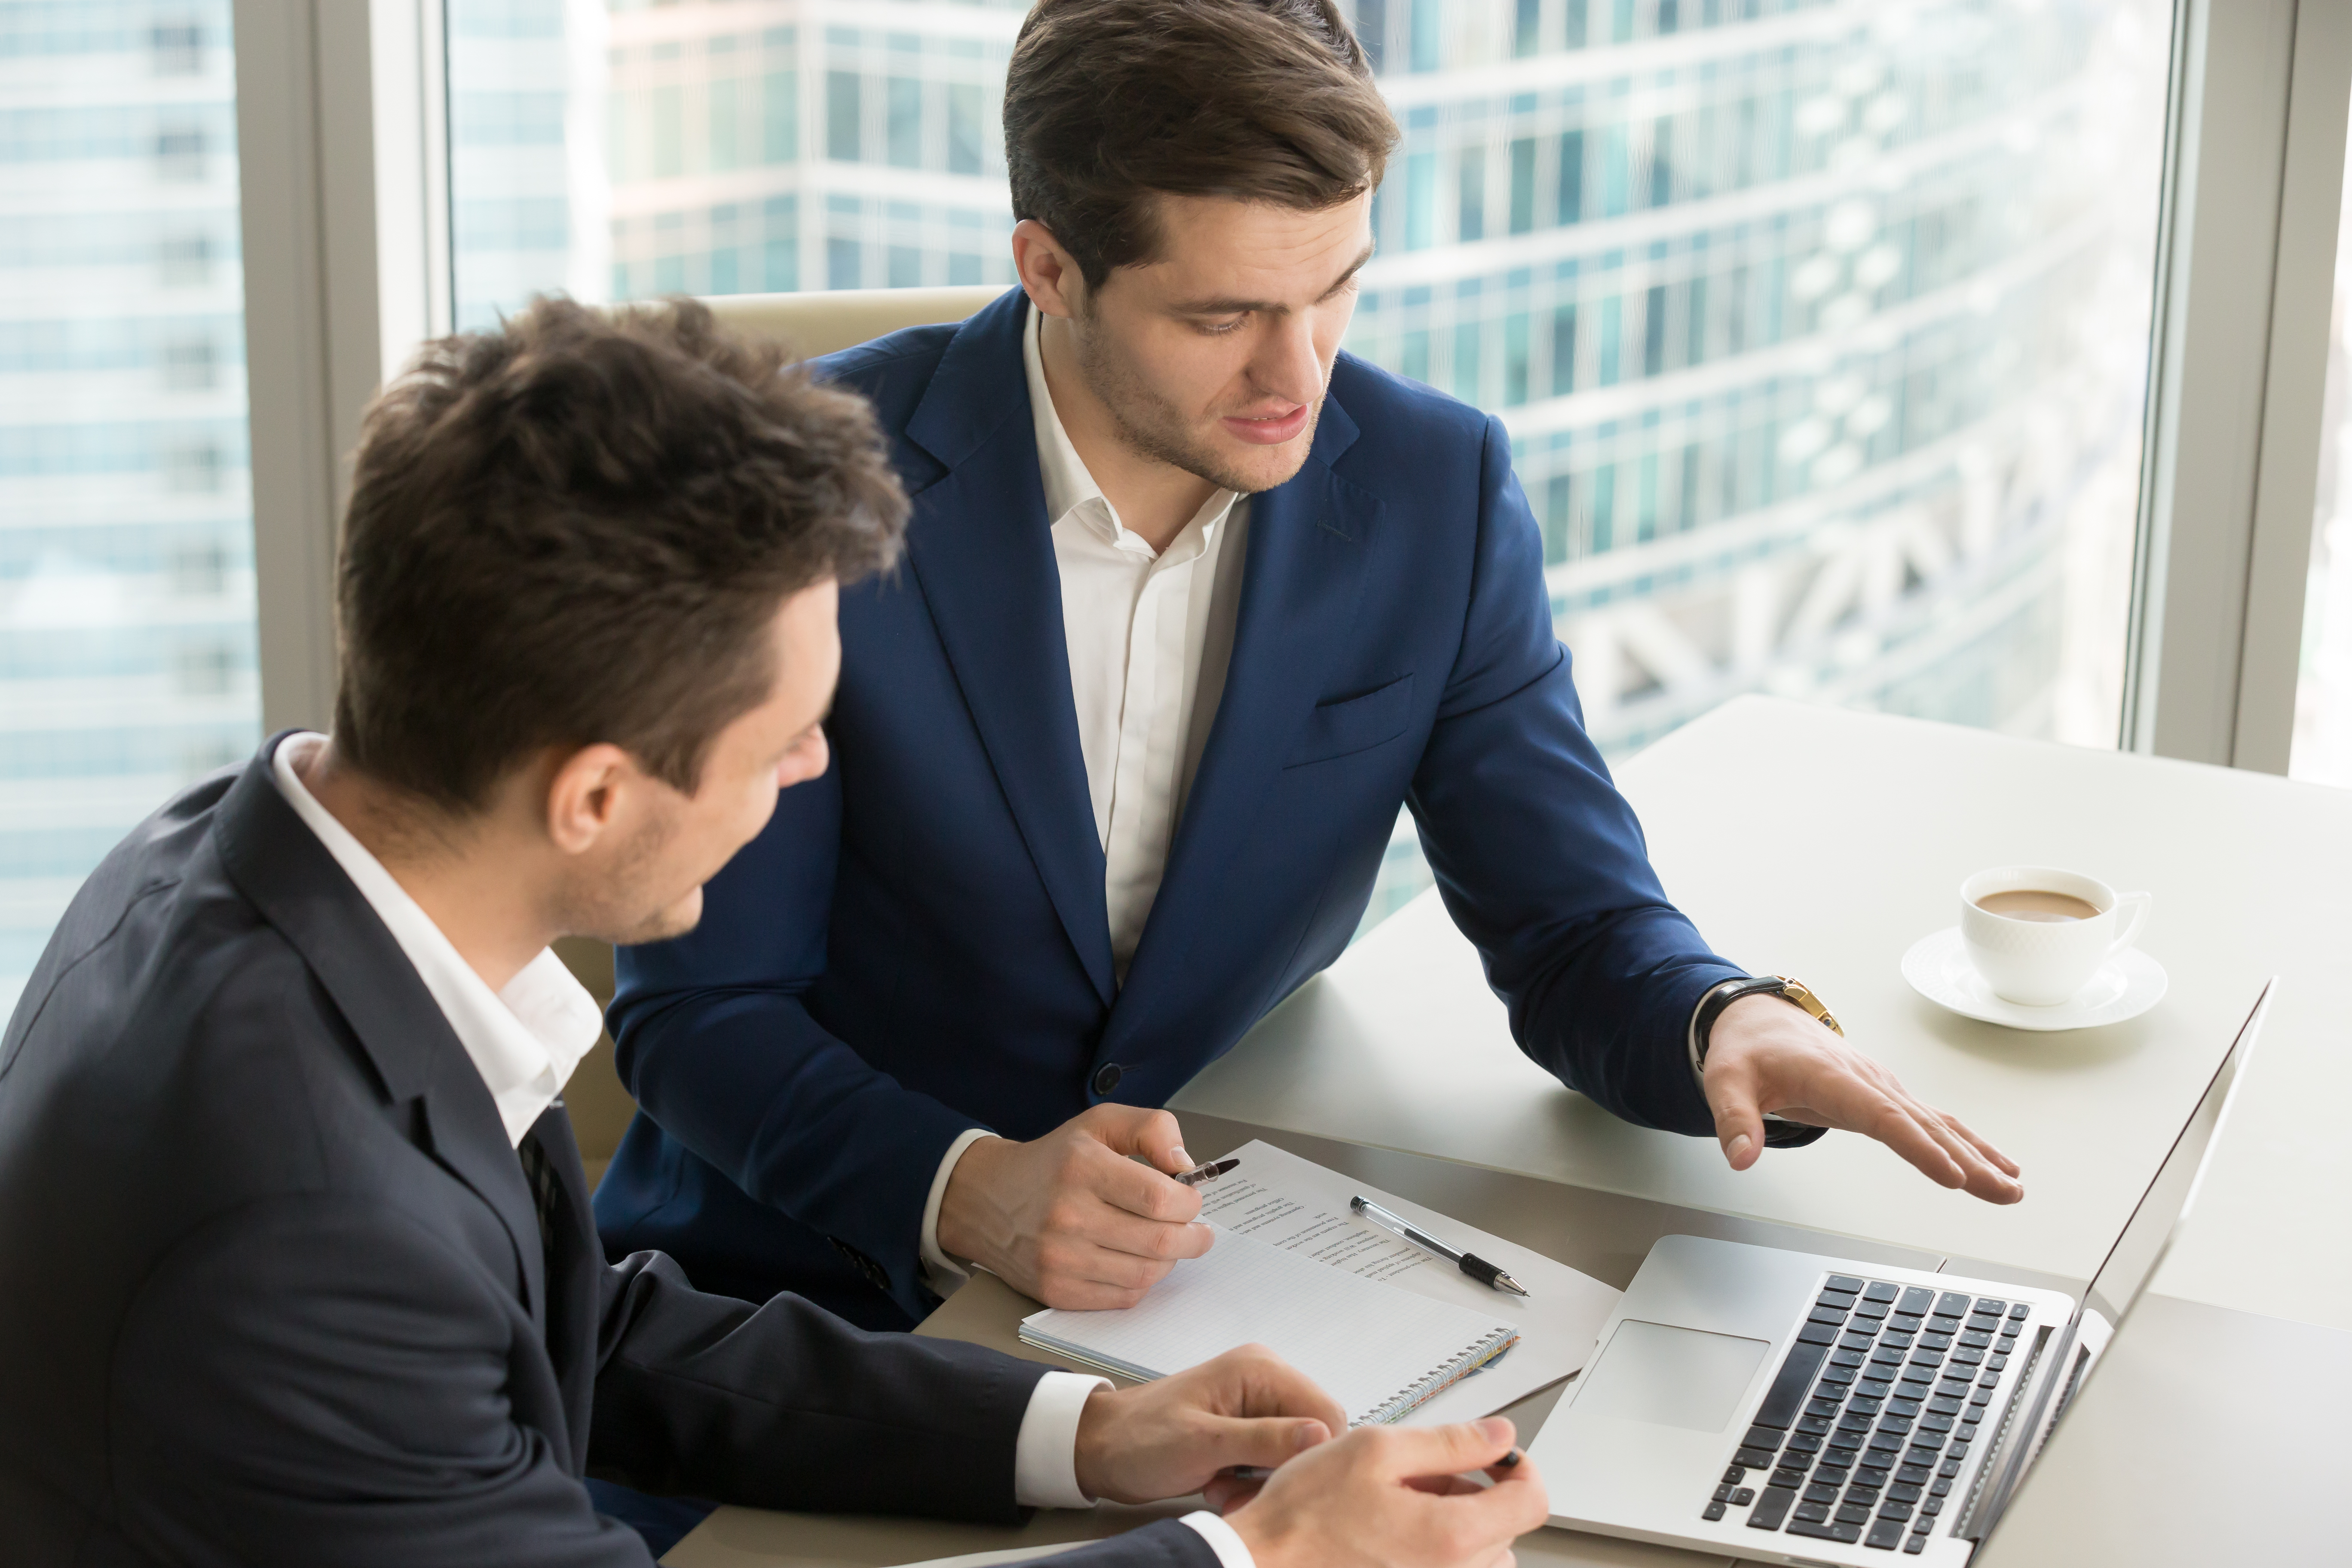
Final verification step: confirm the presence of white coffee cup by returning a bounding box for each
[1959,866,2151,1007]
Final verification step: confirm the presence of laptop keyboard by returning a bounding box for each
[1699,1276,2026,1554]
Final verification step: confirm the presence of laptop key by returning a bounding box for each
[1866,1517,1907,1549]
[1878,1415,1914,1436]
[1865,1281,1901,1303]
[1919,1496,1943,1516]
[1790,1519,1866,1544]
[1702,1500,1726,1521]
[1886,1482,1923,1504]
[1732,1488,1756,1505]
[1786,1433,1823,1455]
[1853,1377,1893,1398]
[2008,1302,2030,1320]
[1723,1465,1746,1485]
[1820,1363,1859,1386]
[1888,1312,1926,1334]
[1975,1298,2006,1315]
[1836,1502,1875,1525]
[1899,1463,1935,1485]
[1897,1287,1936,1314]
[1713,1484,1733,1503]
[1742,1424,1784,1451]
[1936,1292,1970,1316]
[1920,1413,1953,1434]
[1808,1305,1850,1327]
[1734,1447,1777,1469]
[1798,1322,1840,1347]
[1854,1296,1891,1319]
[1958,1329,1994,1350]
[1798,1412,1835,1434]
[1902,1532,1929,1554]
[1793,1501,1832,1524]
[1927,1394,1964,1415]
[1807,1396,1843,1418]
[1804,1481,1842,1504]
[1879,1501,1915,1522]
[1747,1485,1797,1530]
[1771,1465,1810,1488]
[1828,1274,1865,1293]
[1754,1334,1832,1428]
[1939,1458,1963,1479]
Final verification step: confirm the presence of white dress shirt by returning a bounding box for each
[267,734,1129,1516]
[919,308,1256,1299]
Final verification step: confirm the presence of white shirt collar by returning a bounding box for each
[270,732,604,1147]
[1023,301,1239,553]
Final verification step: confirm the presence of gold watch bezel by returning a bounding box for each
[1773,975,1844,1037]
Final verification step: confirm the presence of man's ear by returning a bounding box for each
[1012,218,1086,320]
[542,743,637,856]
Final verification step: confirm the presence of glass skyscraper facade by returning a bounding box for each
[0,2,260,1016]
[450,0,2171,936]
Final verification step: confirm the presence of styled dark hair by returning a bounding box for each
[334,295,906,813]
[1004,0,1398,290]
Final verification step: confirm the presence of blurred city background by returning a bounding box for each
[23,0,2335,1021]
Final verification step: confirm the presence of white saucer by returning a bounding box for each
[1900,926,2167,1031]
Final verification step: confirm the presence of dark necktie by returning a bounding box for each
[516,1133,564,1272]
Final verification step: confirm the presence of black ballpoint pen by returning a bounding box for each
[1350,1196,1531,1297]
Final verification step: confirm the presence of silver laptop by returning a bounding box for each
[1525,980,2272,1565]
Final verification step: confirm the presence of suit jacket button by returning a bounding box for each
[1091,1063,1124,1096]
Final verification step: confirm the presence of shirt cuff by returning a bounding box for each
[1013,1370,1111,1509]
[1179,1510,1259,1568]
[919,1126,997,1296]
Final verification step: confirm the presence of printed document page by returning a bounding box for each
[1195,1139,1621,1424]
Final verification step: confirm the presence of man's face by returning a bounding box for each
[568,578,839,946]
[1066,192,1373,496]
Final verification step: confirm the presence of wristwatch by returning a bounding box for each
[1689,974,1841,1148]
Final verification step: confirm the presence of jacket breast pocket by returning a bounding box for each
[1283,674,1416,769]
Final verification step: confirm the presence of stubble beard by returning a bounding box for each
[1070,315,1326,498]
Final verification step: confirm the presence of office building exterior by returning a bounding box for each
[0,2,260,1014]
[454,0,2167,931]
[0,0,2168,1007]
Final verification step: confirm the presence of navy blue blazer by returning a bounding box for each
[596,288,1749,1327]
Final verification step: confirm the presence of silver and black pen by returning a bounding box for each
[1350,1195,1531,1298]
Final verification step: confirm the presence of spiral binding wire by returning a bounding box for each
[1356,1327,1521,1427]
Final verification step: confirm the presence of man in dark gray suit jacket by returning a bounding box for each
[0,297,1545,1568]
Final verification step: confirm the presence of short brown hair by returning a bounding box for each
[334,296,906,813]
[1004,0,1398,290]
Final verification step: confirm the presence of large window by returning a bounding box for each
[0,2,260,1016]
[447,0,2174,934]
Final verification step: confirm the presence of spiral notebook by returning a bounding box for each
[1017,1223,1519,1427]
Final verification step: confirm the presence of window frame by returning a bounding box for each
[237,0,2352,776]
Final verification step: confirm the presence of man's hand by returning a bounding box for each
[1219,1417,1547,1568]
[1071,1345,1348,1505]
[937,1104,1211,1308]
[1705,993,2024,1203]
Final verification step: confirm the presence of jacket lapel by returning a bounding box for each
[1108,400,1379,1029]
[901,293,1116,1004]
[213,738,550,1329]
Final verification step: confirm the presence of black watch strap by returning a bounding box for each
[1691,976,1834,1151]
[1694,976,1793,1069]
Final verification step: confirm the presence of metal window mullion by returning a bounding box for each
[233,0,444,734]
[2127,0,2352,770]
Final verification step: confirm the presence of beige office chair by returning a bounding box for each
[560,282,1012,1185]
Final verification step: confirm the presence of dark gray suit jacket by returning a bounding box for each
[0,739,1215,1568]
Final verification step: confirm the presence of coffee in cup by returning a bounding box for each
[1960,866,2150,1007]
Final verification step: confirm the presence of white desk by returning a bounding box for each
[668,700,2352,1564]
[1174,697,2352,1332]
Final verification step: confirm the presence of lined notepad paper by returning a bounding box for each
[1018,1224,1517,1427]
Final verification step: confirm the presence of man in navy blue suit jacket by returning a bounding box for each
[597,0,2022,1334]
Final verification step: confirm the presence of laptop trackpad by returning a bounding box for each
[1576,1320,1772,1433]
